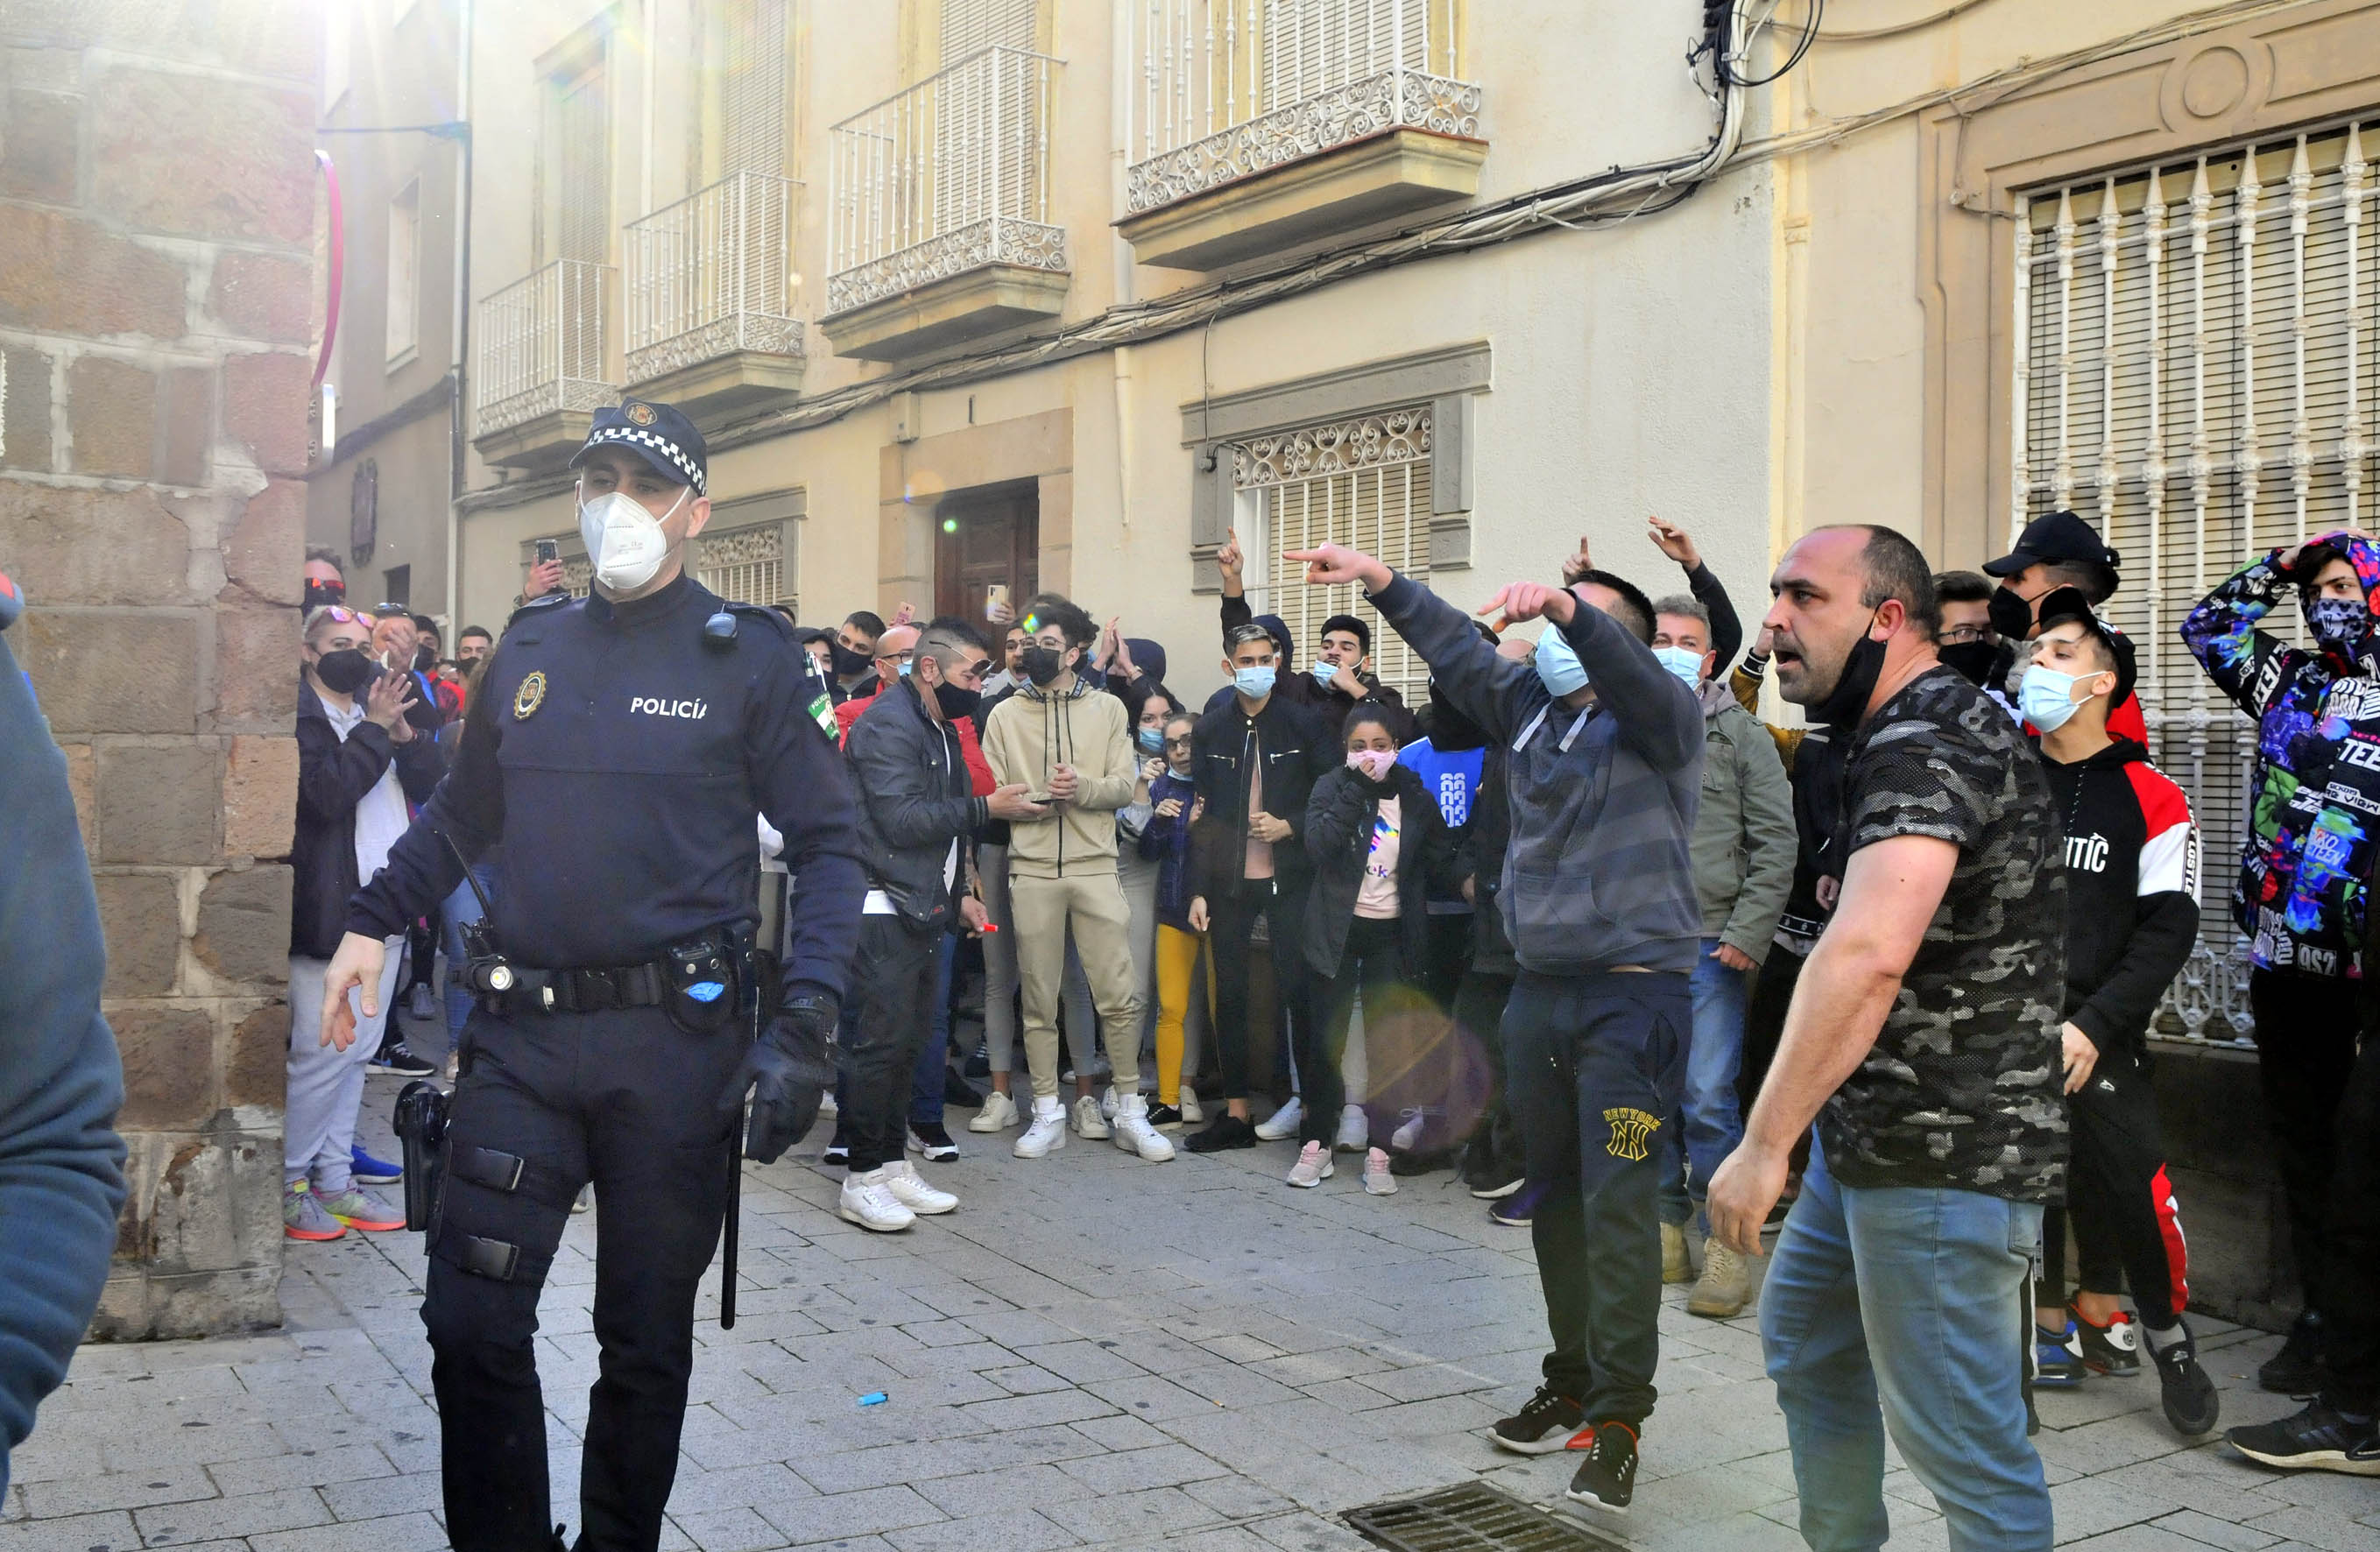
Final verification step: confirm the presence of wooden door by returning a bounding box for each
[934,484,1038,626]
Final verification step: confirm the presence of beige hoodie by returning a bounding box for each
[982,674,1137,878]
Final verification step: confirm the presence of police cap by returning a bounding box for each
[571,398,707,497]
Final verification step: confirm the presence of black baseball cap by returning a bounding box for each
[570,398,708,496]
[2037,587,2137,709]
[1985,510,2119,578]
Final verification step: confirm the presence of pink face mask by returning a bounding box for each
[1345,748,1395,782]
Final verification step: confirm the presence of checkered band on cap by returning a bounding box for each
[582,425,706,495]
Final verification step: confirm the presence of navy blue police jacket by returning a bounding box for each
[346,575,865,1003]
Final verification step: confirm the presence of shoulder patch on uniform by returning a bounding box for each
[722,603,795,641]
[505,592,577,632]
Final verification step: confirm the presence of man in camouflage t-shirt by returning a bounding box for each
[1707,526,2065,1552]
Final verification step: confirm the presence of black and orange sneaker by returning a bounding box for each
[2071,1304,2143,1376]
[1564,1420,1638,1513]
[1487,1386,1583,1456]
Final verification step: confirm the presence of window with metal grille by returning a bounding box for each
[2013,121,2380,1045]
[694,524,791,609]
[721,0,787,177]
[1233,406,1433,701]
[1260,0,1434,111]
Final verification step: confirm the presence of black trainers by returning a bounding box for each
[1564,1420,1637,1512]
[908,1122,959,1162]
[1487,1385,1584,1455]
[2072,1305,2143,1376]
[2034,1322,2086,1387]
[2260,1309,2326,1394]
[366,1041,435,1077]
[1185,1114,1257,1153]
[1488,1196,1532,1228]
[2227,1399,2380,1475]
[1145,1102,1184,1129]
[2146,1320,2220,1436]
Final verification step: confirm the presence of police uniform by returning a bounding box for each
[345,400,864,1552]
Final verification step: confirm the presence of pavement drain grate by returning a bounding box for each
[1342,1481,1630,1552]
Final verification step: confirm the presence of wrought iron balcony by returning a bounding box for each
[1120,0,1484,272]
[474,259,618,469]
[821,46,1069,361]
[624,172,806,420]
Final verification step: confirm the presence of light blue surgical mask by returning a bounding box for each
[1653,646,1705,686]
[1234,665,1276,700]
[2018,662,2106,732]
[1534,629,1589,698]
[1310,660,1339,686]
[1135,727,1165,755]
[895,660,912,678]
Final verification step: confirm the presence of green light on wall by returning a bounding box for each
[942,518,958,533]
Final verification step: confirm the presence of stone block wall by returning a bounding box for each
[0,0,318,1337]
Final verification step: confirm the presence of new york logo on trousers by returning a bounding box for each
[1603,1107,1660,1162]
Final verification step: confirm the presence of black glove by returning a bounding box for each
[730,992,839,1165]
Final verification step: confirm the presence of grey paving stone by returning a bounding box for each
[135,1486,335,1544]
[2153,1509,2285,1549]
[12,1464,220,1520]
[759,1485,946,1544]
[0,1509,140,1552]
[883,1507,1081,1552]
[247,1509,450,1552]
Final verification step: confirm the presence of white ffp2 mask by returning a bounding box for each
[578,485,688,593]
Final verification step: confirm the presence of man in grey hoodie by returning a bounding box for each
[1288,543,1703,1516]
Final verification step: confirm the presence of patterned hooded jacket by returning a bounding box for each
[2180,532,2380,979]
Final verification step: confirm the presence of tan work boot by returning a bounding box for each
[1661,1222,1693,1284]
[1687,1237,1752,1318]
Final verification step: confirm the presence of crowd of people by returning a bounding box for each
[274,398,2380,1548]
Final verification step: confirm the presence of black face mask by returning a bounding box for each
[927,681,980,720]
[303,578,345,611]
[1938,639,2002,688]
[312,647,378,695]
[1808,613,1889,729]
[415,644,438,674]
[1987,585,2035,643]
[1021,645,1067,688]
[830,641,874,679]
[1425,681,1488,753]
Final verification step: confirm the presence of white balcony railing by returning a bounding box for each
[825,46,1066,317]
[1126,0,1480,215]
[476,259,616,437]
[625,172,805,383]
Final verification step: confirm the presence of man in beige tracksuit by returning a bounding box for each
[982,596,1174,1163]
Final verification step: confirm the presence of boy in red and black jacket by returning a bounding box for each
[2023,596,2220,1437]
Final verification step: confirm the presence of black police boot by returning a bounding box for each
[2261,1309,2327,1394]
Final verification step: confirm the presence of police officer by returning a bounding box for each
[317,399,863,1552]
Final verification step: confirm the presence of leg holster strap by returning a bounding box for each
[451,1145,580,1213]
[431,1224,554,1285]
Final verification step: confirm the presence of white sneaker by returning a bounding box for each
[1071,1093,1112,1140]
[1099,1084,1121,1122]
[969,1090,1018,1133]
[1335,1104,1370,1153]
[838,1171,915,1232]
[1363,1146,1398,1196]
[1013,1097,1068,1159]
[1254,1096,1303,1141]
[881,1160,957,1216]
[1111,1095,1176,1162]
[817,1089,838,1118]
[1177,1090,1204,1125]
[1391,1107,1429,1153]
[1286,1139,1334,1188]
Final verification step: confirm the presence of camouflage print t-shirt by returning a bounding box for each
[1820,666,2068,1203]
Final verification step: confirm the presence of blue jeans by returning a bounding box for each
[909,933,958,1126]
[1660,938,1750,1228]
[1760,1138,2050,1552]
[438,865,500,1059]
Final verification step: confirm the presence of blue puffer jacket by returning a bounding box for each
[1140,770,1199,932]
[2181,531,2380,978]
[0,606,127,1494]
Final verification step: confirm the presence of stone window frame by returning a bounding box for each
[1182,339,1488,591]
[1917,0,2380,565]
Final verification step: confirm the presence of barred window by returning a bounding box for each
[2013,121,2380,1044]
[1233,405,1432,700]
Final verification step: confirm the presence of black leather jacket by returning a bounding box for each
[1188,691,1335,898]
[845,679,984,927]
[292,676,443,958]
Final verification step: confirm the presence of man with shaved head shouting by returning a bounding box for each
[1708,524,2065,1551]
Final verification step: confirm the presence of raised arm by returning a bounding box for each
[1289,545,1535,743]
[2180,553,2306,719]
[1649,517,1743,670]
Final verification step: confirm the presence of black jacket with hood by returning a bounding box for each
[292,674,444,958]
[2038,736,2200,1057]
[1302,761,1458,976]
